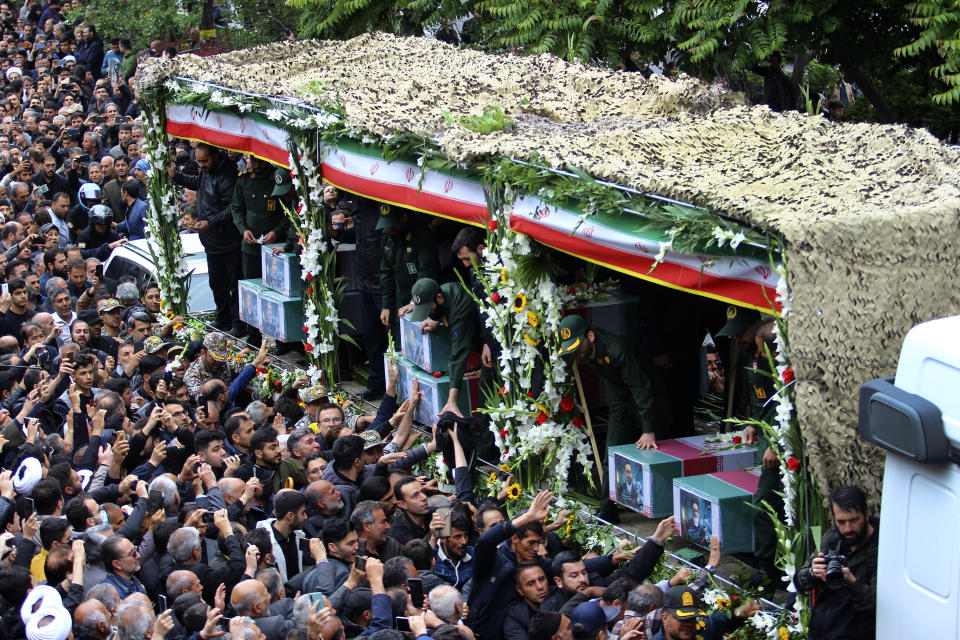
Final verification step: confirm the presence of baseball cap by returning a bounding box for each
[663,585,702,619]
[299,384,327,404]
[98,298,123,313]
[271,167,293,196]
[569,601,619,635]
[202,332,230,362]
[715,305,761,338]
[408,278,441,322]
[360,430,383,450]
[558,315,587,355]
[374,203,401,230]
[143,335,170,355]
[77,309,100,326]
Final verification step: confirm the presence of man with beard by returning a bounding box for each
[66,256,90,298]
[303,480,343,539]
[31,154,70,204]
[236,427,283,502]
[71,315,110,361]
[400,277,477,418]
[795,486,878,640]
[351,500,400,562]
[49,193,73,247]
[256,491,309,583]
[41,247,67,289]
[377,207,439,337]
[101,154,130,221]
[431,508,474,592]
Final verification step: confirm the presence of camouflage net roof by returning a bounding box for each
[141,34,960,502]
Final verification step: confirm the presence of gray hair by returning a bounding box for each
[627,584,663,615]
[45,279,66,298]
[86,582,119,612]
[74,605,110,637]
[148,475,178,509]
[9,181,27,196]
[168,527,201,563]
[428,585,461,623]
[166,568,198,596]
[86,131,101,147]
[245,400,269,426]
[116,282,138,303]
[292,594,315,628]
[255,567,283,602]
[349,500,381,535]
[287,426,311,453]
[116,603,153,640]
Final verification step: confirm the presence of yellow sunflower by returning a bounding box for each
[499,464,511,473]
[500,268,508,284]
[716,598,730,609]
[527,311,539,327]
[513,294,527,313]
[506,483,521,500]
[164,310,175,319]
[523,333,538,347]
[778,628,789,640]
[487,472,497,483]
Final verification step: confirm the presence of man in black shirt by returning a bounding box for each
[0,277,34,338]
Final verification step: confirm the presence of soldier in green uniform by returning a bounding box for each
[378,206,439,336]
[716,305,781,594]
[230,158,288,281]
[557,314,658,522]
[400,277,478,418]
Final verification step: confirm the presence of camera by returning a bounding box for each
[823,542,848,589]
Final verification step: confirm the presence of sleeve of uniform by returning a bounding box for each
[446,286,477,393]
[380,238,396,311]
[230,177,249,234]
[615,347,655,433]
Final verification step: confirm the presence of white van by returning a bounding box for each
[102,233,215,313]
[858,315,960,639]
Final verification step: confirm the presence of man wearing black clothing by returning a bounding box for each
[165,508,251,605]
[795,485,878,640]
[31,154,71,203]
[0,277,34,337]
[504,563,551,640]
[388,475,431,545]
[169,143,241,333]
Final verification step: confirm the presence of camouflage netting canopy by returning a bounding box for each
[142,33,960,502]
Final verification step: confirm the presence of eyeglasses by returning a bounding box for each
[120,547,138,558]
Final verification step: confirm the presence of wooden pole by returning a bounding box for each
[573,362,604,485]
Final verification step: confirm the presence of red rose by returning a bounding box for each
[273,380,281,388]
[432,371,442,378]
[306,273,314,281]
[491,292,502,304]
[499,428,507,438]
[307,286,314,296]
[304,344,313,352]
[302,325,309,333]
[526,391,533,398]
[256,367,266,375]
[535,412,548,426]
[488,220,498,232]
[572,417,584,427]
[787,456,800,471]
[499,386,506,395]
[568,287,576,294]
[733,436,742,444]
[560,397,575,412]
[782,366,795,384]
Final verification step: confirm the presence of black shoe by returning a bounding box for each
[227,325,248,339]
[594,504,621,525]
[212,321,231,332]
[275,342,291,355]
[360,387,384,401]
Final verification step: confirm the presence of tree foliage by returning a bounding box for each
[895,0,960,104]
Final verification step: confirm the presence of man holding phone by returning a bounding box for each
[350,500,401,562]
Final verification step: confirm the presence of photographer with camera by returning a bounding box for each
[796,485,878,640]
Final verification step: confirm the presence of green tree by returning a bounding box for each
[895,0,960,104]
